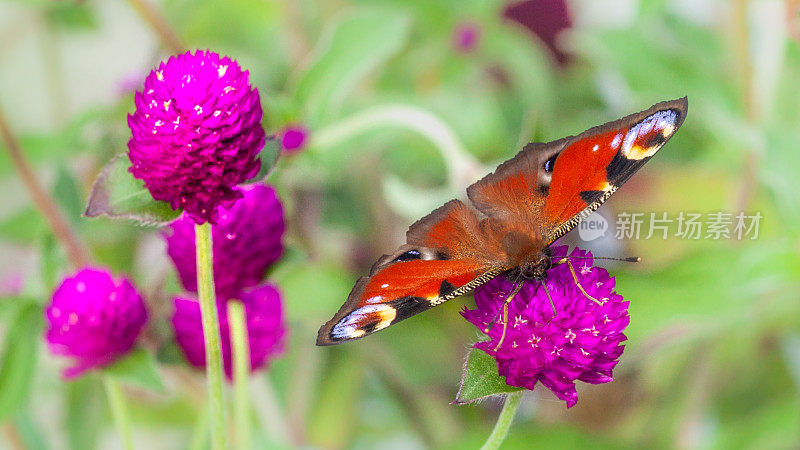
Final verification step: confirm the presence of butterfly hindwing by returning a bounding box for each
[316,249,501,345]
[317,202,504,345]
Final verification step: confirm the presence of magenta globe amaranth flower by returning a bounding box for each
[164,183,285,300]
[504,0,573,66]
[127,49,266,224]
[45,268,148,378]
[462,246,629,407]
[172,283,286,378]
[280,124,308,153]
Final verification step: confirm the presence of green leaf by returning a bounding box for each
[454,347,523,405]
[270,254,353,323]
[249,136,281,182]
[102,347,165,392]
[44,1,98,30]
[0,303,43,421]
[293,8,412,125]
[84,155,181,225]
[53,165,85,228]
[65,377,104,450]
[382,174,455,221]
[39,233,60,294]
[11,409,49,450]
[155,340,185,365]
[0,296,27,320]
[307,351,364,448]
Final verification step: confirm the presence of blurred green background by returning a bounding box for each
[1,0,800,448]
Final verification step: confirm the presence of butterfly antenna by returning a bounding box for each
[491,282,523,351]
[560,255,641,263]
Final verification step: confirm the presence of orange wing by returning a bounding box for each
[468,98,688,244]
[316,201,505,346]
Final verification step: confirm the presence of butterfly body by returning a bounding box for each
[317,98,688,346]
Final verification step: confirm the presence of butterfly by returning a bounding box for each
[317,98,687,346]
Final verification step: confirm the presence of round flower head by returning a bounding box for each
[171,283,286,378]
[462,246,629,407]
[164,183,285,300]
[45,268,148,378]
[127,49,265,224]
[503,0,573,66]
[280,124,308,153]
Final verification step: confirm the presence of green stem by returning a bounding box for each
[195,222,228,450]
[124,0,186,54]
[251,374,294,446]
[103,377,134,450]
[0,104,91,268]
[480,391,524,450]
[309,105,483,190]
[189,403,210,450]
[228,300,251,450]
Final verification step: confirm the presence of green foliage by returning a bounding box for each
[102,347,165,392]
[2,0,800,448]
[0,303,43,422]
[292,7,412,126]
[455,347,523,404]
[44,1,98,31]
[250,136,282,182]
[84,155,181,225]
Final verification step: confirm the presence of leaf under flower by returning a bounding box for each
[454,347,523,405]
[84,155,180,225]
[248,136,281,182]
[102,347,165,392]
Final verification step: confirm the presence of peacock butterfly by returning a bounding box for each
[317,98,688,346]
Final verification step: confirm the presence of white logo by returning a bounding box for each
[577,212,608,242]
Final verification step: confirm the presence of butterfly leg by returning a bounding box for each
[554,258,608,306]
[541,282,557,318]
[492,282,523,351]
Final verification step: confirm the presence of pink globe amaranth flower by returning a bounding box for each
[453,22,481,53]
[45,268,148,379]
[462,246,629,408]
[127,49,266,224]
[164,183,285,301]
[171,283,286,379]
[280,124,308,153]
[503,0,573,66]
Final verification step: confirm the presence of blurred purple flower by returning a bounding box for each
[116,72,144,96]
[452,22,481,53]
[280,124,308,153]
[462,246,628,407]
[164,183,285,301]
[171,283,286,378]
[45,268,148,379]
[503,0,573,66]
[127,49,266,224]
[0,272,23,297]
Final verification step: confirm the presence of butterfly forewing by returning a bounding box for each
[542,98,687,242]
[465,98,687,245]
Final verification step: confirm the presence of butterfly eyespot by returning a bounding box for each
[393,249,422,262]
[543,153,558,173]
